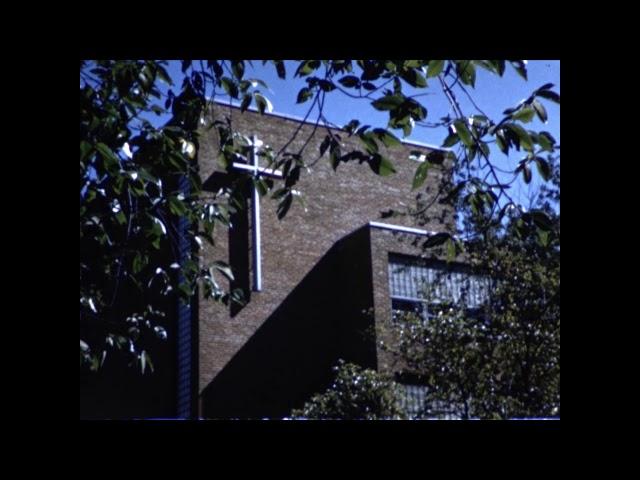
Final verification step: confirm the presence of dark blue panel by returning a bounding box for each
[176,174,192,419]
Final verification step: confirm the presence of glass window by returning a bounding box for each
[388,254,491,312]
[388,254,493,419]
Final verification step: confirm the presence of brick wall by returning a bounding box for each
[196,103,455,416]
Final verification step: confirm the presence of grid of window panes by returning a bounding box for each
[389,254,492,419]
[397,384,463,420]
[398,384,429,417]
[388,254,492,309]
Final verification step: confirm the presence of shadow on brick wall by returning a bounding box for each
[203,171,252,317]
[200,226,378,419]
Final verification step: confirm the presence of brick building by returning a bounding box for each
[192,102,459,419]
[80,101,469,420]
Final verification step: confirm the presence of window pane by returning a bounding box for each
[389,254,491,308]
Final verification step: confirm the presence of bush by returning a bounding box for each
[291,360,406,420]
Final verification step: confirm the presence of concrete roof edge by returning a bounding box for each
[207,98,452,153]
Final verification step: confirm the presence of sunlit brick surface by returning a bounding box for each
[197,104,456,413]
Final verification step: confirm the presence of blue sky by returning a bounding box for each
[153,60,560,209]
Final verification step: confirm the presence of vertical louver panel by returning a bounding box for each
[176,174,192,419]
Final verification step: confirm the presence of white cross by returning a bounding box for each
[231,136,283,292]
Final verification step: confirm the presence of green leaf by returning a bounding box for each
[208,60,223,78]
[423,232,451,248]
[220,77,238,98]
[478,141,490,158]
[522,164,532,183]
[100,350,107,367]
[532,99,548,123]
[343,119,361,135]
[537,131,556,151]
[537,228,550,247]
[273,61,285,79]
[468,192,484,216]
[536,82,554,92]
[240,93,252,112]
[403,60,423,69]
[530,210,553,231]
[90,355,100,372]
[277,192,293,219]
[504,124,534,152]
[271,187,289,200]
[212,261,235,281]
[156,65,173,86]
[510,60,528,80]
[469,115,489,127]
[330,149,340,171]
[427,60,445,78]
[453,120,473,147]
[414,72,427,88]
[412,159,430,190]
[319,135,331,157]
[400,68,427,88]
[442,133,460,148]
[371,94,404,111]
[407,100,427,121]
[231,60,245,80]
[140,351,146,374]
[456,61,476,87]
[80,140,93,163]
[139,350,154,374]
[296,87,313,104]
[133,252,146,274]
[493,60,506,76]
[168,196,188,216]
[318,79,336,92]
[392,77,402,95]
[360,60,384,81]
[177,282,193,300]
[534,156,552,181]
[254,177,269,196]
[285,165,301,188]
[511,106,536,123]
[373,128,401,148]
[377,155,396,176]
[359,131,379,154]
[368,154,396,176]
[536,89,560,104]
[254,93,271,114]
[295,60,319,77]
[95,143,120,174]
[474,60,500,75]
[401,119,413,137]
[496,131,508,154]
[338,75,360,88]
[115,210,127,225]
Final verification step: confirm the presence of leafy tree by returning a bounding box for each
[290,360,406,420]
[294,157,560,420]
[80,60,559,375]
[385,213,560,419]
[80,60,242,372]
[292,211,559,419]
